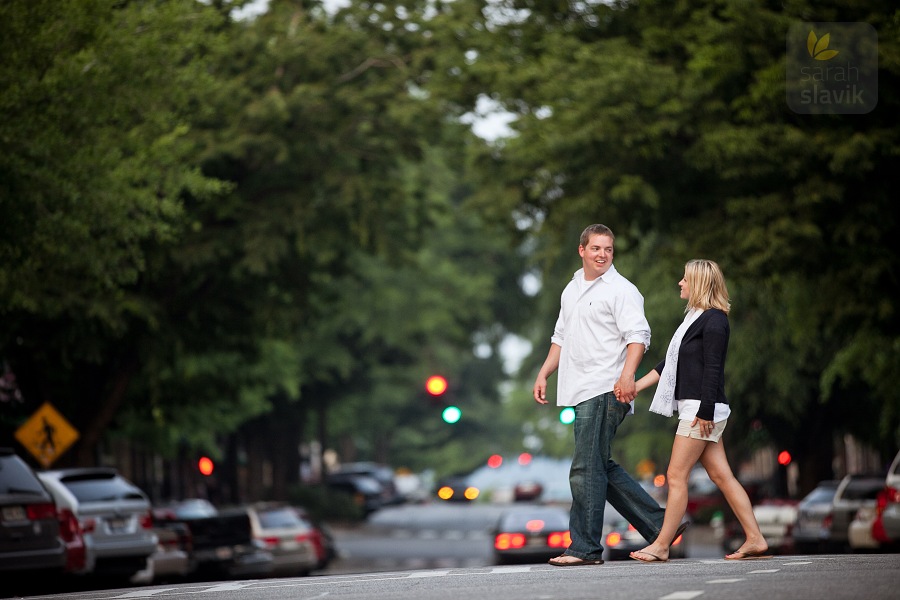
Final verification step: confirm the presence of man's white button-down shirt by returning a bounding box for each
[550,264,651,410]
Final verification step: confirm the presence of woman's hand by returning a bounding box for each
[691,417,713,438]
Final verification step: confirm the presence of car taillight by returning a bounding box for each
[258,536,280,548]
[494,533,526,550]
[876,486,900,515]
[822,513,832,531]
[140,511,154,530]
[295,532,311,543]
[606,531,623,547]
[25,502,57,521]
[547,531,571,548]
[57,508,82,543]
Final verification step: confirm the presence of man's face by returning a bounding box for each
[579,234,614,280]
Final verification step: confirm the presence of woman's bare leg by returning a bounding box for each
[631,434,706,561]
[699,438,768,556]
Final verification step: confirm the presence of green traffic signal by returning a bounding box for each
[442,406,461,424]
[559,407,575,425]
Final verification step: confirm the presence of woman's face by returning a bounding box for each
[679,272,690,300]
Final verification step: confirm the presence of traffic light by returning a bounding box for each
[442,405,462,424]
[559,407,575,425]
[198,456,214,476]
[777,450,792,466]
[425,375,448,396]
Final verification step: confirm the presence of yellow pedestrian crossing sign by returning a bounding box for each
[14,402,80,467]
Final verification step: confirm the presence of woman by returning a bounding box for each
[629,259,769,563]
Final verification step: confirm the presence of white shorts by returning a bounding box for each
[676,418,727,442]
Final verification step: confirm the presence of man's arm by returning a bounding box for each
[533,343,561,405]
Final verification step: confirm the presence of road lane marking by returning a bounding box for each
[407,570,451,578]
[113,590,175,598]
[749,569,780,574]
[660,592,704,599]
[202,583,257,592]
[490,566,533,573]
[782,561,812,565]
[706,579,745,583]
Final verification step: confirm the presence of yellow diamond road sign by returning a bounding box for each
[14,402,80,467]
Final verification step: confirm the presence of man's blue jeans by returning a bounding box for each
[564,392,666,560]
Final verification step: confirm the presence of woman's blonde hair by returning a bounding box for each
[684,259,730,314]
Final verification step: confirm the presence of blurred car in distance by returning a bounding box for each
[246,503,318,576]
[0,448,67,578]
[38,467,157,581]
[152,499,274,580]
[792,479,841,553]
[513,481,544,502]
[324,472,386,515]
[828,474,886,551]
[329,462,404,506]
[873,449,900,548]
[435,475,480,502]
[492,504,570,564]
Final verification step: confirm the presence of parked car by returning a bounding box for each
[0,448,67,578]
[829,474,886,551]
[132,516,192,584]
[38,467,157,580]
[873,449,900,548]
[293,506,336,571]
[848,505,879,551]
[792,479,841,553]
[152,499,274,580]
[246,503,318,576]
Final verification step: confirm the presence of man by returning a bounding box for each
[533,223,674,565]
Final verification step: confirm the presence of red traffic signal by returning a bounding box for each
[198,456,214,476]
[777,450,792,466]
[425,375,448,396]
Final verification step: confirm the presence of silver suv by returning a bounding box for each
[38,467,157,579]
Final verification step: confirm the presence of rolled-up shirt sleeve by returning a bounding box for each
[617,288,651,352]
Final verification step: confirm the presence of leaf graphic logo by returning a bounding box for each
[807,31,839,60]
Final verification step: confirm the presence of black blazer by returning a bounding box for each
[654,308,729,421]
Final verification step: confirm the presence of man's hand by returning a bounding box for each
[614,375,636,403]
[533,376,549,404]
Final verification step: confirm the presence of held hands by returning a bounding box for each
[613,376,637,403]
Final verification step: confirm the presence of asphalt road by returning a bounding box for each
[21,554,900,600]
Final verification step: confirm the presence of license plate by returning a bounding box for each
[282,540,299,550]
[1,506,27,522]
[106,518,127,531]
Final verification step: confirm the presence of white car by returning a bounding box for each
[38,468,158,581]
[246,503,318,576]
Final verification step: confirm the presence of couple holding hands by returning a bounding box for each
[532,224,769,565]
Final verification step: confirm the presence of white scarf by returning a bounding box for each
[649,308,704,417]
